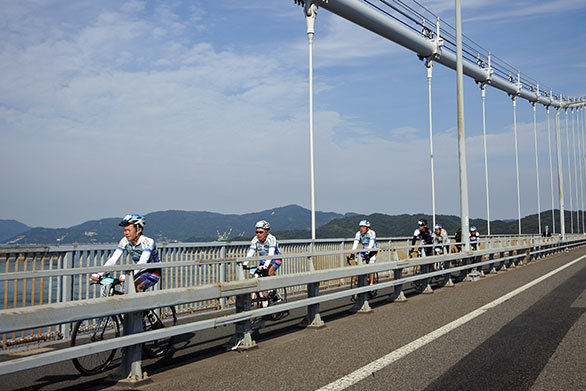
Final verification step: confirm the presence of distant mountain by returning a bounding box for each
[1,205,346,245]
[277,209,580,239]
[3,207,580,246]
[0,220,31,242]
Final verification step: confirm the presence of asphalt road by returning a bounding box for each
[1,247,584,391]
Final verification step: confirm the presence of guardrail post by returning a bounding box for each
[228,263,256,350]
[219,246,227,309]
[232,293,257,350]
[339,241,345,285]
[114,271,149,384]
[389,266,407,302]
[305,282,326,326]
[59,251,74,339]
[352,274,372,313]
[498,251,507,271]
[509,250,518,268]
[442,255,455,287]
[302,242,325,328]
[419,262,433,293]
[487,252,497,274]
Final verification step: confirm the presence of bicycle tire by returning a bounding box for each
[141,306,177,358]
[71,316,120,375]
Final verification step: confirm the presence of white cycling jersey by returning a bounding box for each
[352,229,378,250]
[103,235,161,276]
[246,233,280,267]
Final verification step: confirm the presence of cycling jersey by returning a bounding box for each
[433,228,450,255]
[104,235,162,277]
[247,234,282,270]
[412,227,433,256]
[352,229,378,263]
[433,228,449,245]
[470,231,480,250]
[352,229,378,250]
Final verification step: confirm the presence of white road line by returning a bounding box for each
[316,255,586,391]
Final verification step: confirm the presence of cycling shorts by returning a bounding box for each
[134,271,160,291]
[360,251,377,264]
[261,259,282,271]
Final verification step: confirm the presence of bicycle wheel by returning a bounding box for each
[141,306,177,358]
[71,316,120,375]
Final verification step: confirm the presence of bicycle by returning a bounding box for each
[70,274,177,375]
[347,253,379,302]
[244,265,289,323]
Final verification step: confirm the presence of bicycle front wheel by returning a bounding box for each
[142,306,177,358]
[71,316,120,375]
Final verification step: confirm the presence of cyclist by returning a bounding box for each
[91,214,161,292]
[351,220,378,286]
[245,220,282,276]
[432,224,450,255]
[542,225,552,237]
[469,226,480,250]
[410,219,433,256]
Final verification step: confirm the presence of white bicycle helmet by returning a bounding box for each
[119,214,145,228]
[359,220,370,227]
[255,220,270,230]
[434,224,442,230]
[470,226,477,232]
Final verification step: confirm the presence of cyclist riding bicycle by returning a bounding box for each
[351,220,378,286]
[469,226,480,250]
[410,219,433,256]
[91,214,161,292]
[245,220,282,276]
[432,223,450,255]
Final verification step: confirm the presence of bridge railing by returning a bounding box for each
[0,234,582,376]
[0,234,561,348]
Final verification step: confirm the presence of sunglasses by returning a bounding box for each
[256,230,265,234]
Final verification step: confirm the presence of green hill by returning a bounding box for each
[276,209,582,239]
[0,220,30,242]
[2,205,346,245]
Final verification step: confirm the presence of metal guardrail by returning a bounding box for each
[0,235,582,376]
[0,234,532,347]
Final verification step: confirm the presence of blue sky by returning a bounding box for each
[1,0,586,228]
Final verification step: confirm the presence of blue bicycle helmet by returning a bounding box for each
[119,214,145,228]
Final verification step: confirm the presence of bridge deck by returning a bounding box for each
[0,247,584,390]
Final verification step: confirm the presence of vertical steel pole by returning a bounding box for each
[578,106,586,233]
[512,96,522,234]
[571,108,580,232]
[532,102,542,234]
[565,109,574,233]
[304,4,324,328]
[481,84,491,235]
[546,106,556,233]
[306,4,317,244]
[455,0,470,251]
[555,107,566,239]
[426,59,436,228]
